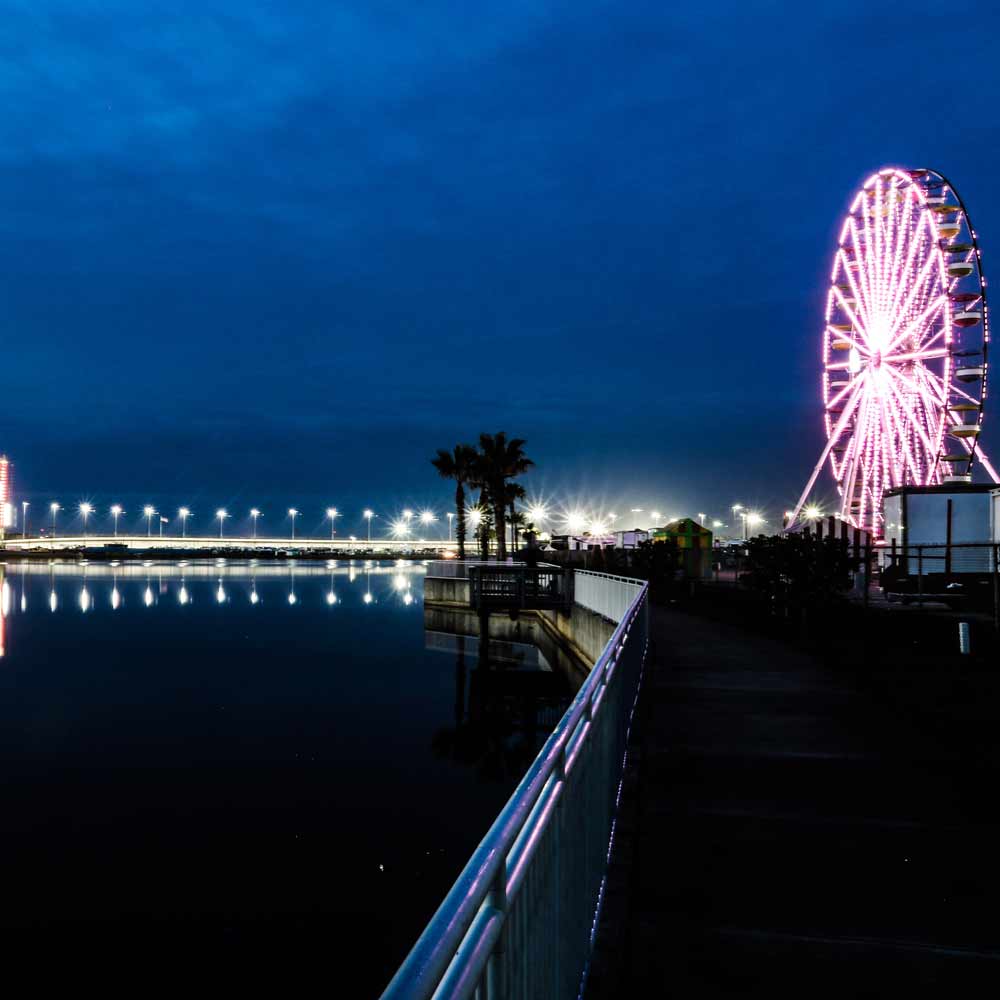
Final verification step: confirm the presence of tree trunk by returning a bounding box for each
[494,499,507,561]
[456,481,466,560]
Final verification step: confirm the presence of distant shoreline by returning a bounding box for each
[0,545,447,563]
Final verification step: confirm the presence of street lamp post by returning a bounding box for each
[364,509,374,544]
[250,508,260,539]
[110,504,122,537]
[288,508,298,540]
[217,509,228,538]
[50,502,60,541]
[159,516,167,538]
[21,500,29,538]
[179,507,190,538]
[79,502,93,538]
[144,505,155,537]
[326,507,339,539]
[446,511,453,541]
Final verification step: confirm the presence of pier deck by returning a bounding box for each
[587,605,1000,995]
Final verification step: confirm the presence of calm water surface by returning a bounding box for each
[0,559,574,992]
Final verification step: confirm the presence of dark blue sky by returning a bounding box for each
[3,1,999,532]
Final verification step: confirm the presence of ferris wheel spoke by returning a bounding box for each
[839,235,872,330]
[887,347,948,365]
[887,183,917,310]
[888,250,942,342]
[886,202,933,325]
[831,286,868,343]
[882,371,939,459]
[884,295,947,357]
[883,389,924,483]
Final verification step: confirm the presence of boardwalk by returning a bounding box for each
[587,605,1000,996]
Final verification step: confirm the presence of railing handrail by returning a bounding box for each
[381,575,649,1000]
[574,569,645,586]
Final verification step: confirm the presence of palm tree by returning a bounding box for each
[478,433,534,560]
[432,443,478,559]
[504,481,527,552]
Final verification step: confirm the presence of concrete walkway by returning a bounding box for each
[587,605,1000,996]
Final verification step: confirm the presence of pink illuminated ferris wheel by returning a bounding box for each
[791,166,998,537]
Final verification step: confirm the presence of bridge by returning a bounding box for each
[0,534,458,555]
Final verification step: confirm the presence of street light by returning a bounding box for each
[326,507,339,539]
[110,504,123,537]
[21,500,29,538]
[364,509,374,544]
[50,502,60,542]
[250,508,260,539]
[179,507,190,537]
[419,510,435,532]
[288,508,299,540]
[144,505,155,537]
[698,512,706,524]
[446,512,454,540]
[79,502,93,537]
[216,508,228,538]
[745,512,764,539]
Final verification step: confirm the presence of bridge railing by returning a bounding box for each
[573,570,644,623]
[425,559,514,580]
[381,571,650,1000]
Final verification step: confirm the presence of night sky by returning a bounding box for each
[4,1,999,534]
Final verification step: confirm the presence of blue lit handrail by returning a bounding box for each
[381,575,648,1000]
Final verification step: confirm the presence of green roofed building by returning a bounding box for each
[652,517,713,577]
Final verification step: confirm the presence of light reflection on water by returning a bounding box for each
[0,559,423,656]
[0,557,569,989]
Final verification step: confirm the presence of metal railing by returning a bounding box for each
[573,570,644,623]
[426,559,515,580]
[381,572,650,1000]
[468,564,573,611]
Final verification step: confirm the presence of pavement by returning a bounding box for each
[586,603,1000,997]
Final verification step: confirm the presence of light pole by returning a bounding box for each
[144,505,155,537]
[419,510,435,538]
[179,507,190,537]
[446,511,454,541]
[79,502,93,538]
[364,509,374,544]
[21,500,29,538]
[250,508,260,539]
[217,508,228,538]
[159,516,167,538]
[50,502,60,541]
[110,504,122,537]
[326,507,339,539]
[288,508,299,540]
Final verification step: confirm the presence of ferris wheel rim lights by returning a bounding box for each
[791,165,998,537]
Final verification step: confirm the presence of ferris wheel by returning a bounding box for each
[791,166,998,537]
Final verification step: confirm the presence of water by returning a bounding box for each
[0,559,577,991]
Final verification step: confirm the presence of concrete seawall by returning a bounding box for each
[424,575,615,672]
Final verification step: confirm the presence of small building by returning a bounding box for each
[883,484,995,574]
[652,518,713,578]
[614,528,649,549]
[652,518,713,550]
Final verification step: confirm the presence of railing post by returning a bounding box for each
[485,862,508,1000]
[917,546,923,606]
[993,544,999,633]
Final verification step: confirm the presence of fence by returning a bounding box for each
[381,571,650,1000]
[468,564,572,611]
[426,559,515,580]
[573,571,644,623]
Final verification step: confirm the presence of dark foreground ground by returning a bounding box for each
[587,601,1000,997]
